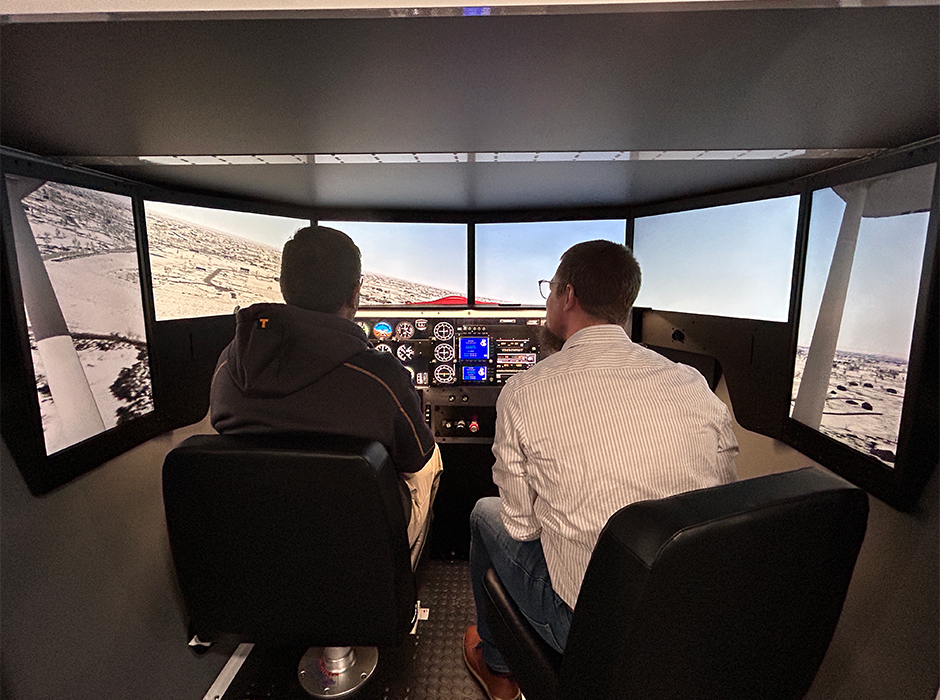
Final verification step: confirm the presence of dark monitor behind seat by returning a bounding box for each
[162,433,416,648]
[483,466,869,700]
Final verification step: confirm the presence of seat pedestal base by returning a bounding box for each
[298,646,379,698]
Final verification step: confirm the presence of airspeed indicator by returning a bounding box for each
[396,321,415,339]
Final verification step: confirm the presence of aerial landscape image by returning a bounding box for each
[12,180,154,454]
[147,207,472,319]
[791,347,908,465]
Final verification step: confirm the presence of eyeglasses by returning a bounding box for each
[538,279,553,300]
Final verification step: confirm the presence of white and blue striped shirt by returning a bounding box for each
[492,324,739,608]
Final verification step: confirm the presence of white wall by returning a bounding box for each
[0,416,232,700]
[716,379,940,700]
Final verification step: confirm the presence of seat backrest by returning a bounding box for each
[162,433,415,647]
[560,467,869,700]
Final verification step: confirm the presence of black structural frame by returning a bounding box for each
[1,141,937,509]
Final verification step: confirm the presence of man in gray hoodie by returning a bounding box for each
[210,226,442,551]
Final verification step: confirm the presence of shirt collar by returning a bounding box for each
[562,324,630,350]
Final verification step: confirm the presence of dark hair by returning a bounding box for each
[279,226,361,313]
[555,240,642,325]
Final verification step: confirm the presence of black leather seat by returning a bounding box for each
[482,466,869,700]
[162,433,418,697]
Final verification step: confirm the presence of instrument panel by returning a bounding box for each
[356,315,544,389]
[356,313,545,442]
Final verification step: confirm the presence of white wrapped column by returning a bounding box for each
[792,183,868,430]
[6,176,105,448]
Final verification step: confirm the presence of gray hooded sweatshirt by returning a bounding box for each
[210,302,434,474]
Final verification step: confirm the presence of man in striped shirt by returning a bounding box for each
[464,240,738,700]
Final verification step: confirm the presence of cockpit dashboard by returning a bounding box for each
[356,310,544,389]
[356,309,546,442]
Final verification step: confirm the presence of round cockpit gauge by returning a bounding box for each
[434,343,455,363]
[395,321,415,340]
[397,344,415,362]
[434,364,456,384]
[373,321,394,340]
[374,343,393,354]
[414,319,429,332]
[433,321,455,341]
[356,321,370,336]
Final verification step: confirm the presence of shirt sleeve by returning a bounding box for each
[715,405,740,483]
[491,383,541,541]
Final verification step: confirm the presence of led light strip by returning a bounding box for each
[67,148,880,166]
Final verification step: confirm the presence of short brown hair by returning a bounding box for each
[279,226,361,313]
[555,240,641,325]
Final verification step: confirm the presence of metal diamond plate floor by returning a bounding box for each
[222,559,488,700]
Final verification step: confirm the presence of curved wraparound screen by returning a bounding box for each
[475,220,626,306]
[633,196,800,321]
[320,221,468,305]
[6,178,154,455]
[145,201,307,320]
[790,164,935,467]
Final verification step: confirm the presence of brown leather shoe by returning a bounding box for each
[463,625,521,700]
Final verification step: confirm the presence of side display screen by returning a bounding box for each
[633,196,800,321]
[145,201,307,320]
[790,163,935,467]
[5,177,154,455]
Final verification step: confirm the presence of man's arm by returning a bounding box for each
[387,362,436,474]
[491,385,541,541]
[344,355,435,474]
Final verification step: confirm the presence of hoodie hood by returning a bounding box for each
[220,303,368,397]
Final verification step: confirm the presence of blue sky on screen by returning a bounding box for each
[321,221,467,293]
[475,220,627,305]
[145,201,307,248]
[633,196,800,322]
[797,187,929,360]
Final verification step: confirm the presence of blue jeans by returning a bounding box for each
[469,497,573,675]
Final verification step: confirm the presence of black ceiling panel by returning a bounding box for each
[1,6,937,211]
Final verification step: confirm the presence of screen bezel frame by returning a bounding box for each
[0,153,168,495]
[780,147,939,511]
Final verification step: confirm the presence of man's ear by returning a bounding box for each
[350,277,363,312]
[562,283,577,311]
